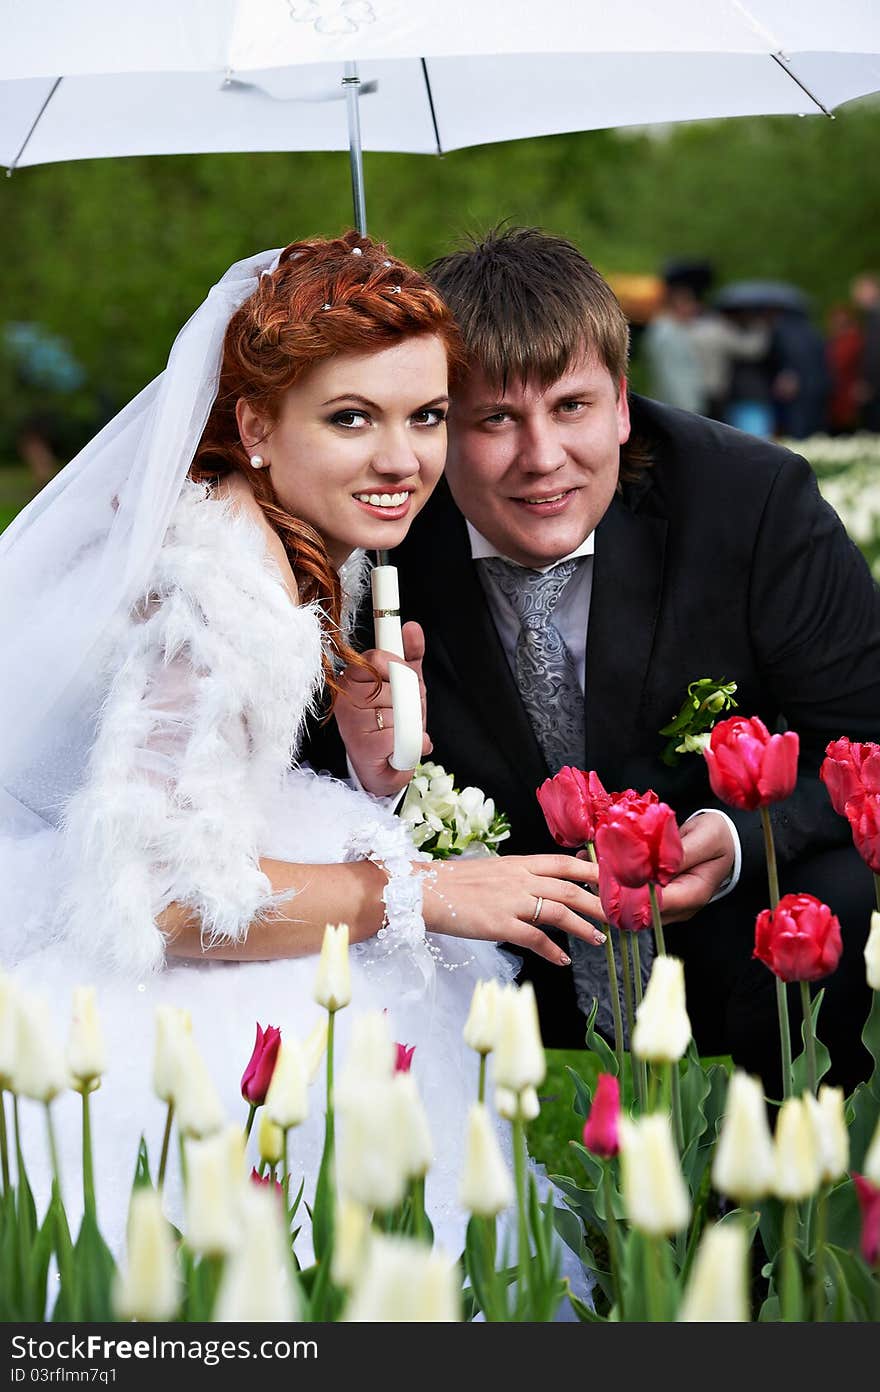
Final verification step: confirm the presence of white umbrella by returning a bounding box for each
[3,1,880,170]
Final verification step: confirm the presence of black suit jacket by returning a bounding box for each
[305,396,880,1035]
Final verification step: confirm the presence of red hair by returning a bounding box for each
[193,230,463,704]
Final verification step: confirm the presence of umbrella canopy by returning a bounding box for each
[3,0,880,168]
[714,280,811,312]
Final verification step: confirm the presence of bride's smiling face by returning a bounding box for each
[238,335,450,568]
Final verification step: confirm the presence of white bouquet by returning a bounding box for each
[400,761,511,859]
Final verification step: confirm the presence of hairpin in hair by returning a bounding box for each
[382,259,392,267]
[391,285,401,294]
[351,246,363,256]
[321,302,332,310]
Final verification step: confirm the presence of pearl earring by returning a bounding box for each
[249,454,266,469]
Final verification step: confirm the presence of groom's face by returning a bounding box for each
[444,353,630,570]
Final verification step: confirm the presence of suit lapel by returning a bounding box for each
[586,492,668,782]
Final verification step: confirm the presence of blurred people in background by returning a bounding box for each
[769,306,830,440]
[826,304,865,435]
[851,272,880,432]
[0,321,90,495]
[639,278,705,412]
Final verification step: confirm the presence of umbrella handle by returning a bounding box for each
[371,566,423,772]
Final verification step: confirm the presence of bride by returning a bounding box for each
[0,231,604,1257]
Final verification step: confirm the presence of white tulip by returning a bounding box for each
[865,911,880,991]
[712,1072,776,1203]
[493,983,545,1092]
[312,922,351,1013]
[806,1087,849,1184]
[13,992,68,1103]
[345,1234,460,1321]
[337,1079,406,1211]
[331,1198,371,1289]
[213,1186,300,1322]
[678,1223,750,1322]
[0,972,19,1089]
[391,1072,433,1180]
[66,986,106,1091]
[632,956,692,1063]
[184,1130,242,1256]
[772,1097,822,1202]
[459,1103,514,1216]
[302,1016,328,1084]
[173,1035,225,1139]
[494,1085,541,1122]
[257,1112,284,1167]
[863,1112,880,1187]
[152,1005,192,1105]
[463,979,501,1055]
[337,1011,395,1101]
[113,1188,179,1321]
[264,1040,309,1131]
[620,1113,691,1236]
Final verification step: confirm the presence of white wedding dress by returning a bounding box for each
[2,481,518,1261]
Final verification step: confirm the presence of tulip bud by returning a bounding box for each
[338,1079,406,1211]
[595,793,683,889]
[459,1103,514,1216]
[865,911,880,991]
[493,983,545,1092]
[264,1040,308,1131]
[338,1011,395,1100]
[257,1112,284,1167]
[184,1130,242,1256]
[806,1086,849,1184]
[240,1022,281,1106]
[152,1005,192,1105]
[582,1074,621,1159]
[712,1071,776,1203]
[332,1198,371,1288]
[705,716,798,812]
[463,979,501,1055]
[494,1085,540,1122]
[113,1188,179,1321]
[395,1043,415,1073]
[391,1072,433,1180]
[173,1035,225,1139]
[213,1186,301,1322]
[772,1096,822,1202]
[754,893,842,983]
[313,922,351,1013]
[863,1113,880,1187]
[536,766,609,847]
[302,1016,328,1084]
[13,992,68,1102]
[344,1234,460,1321]
[0,972,19,1090]
[632,956,691,1063]
[620,1113,691,1236]
[66,987,106,1093]
[852,1173,880,1265]
[678,1223,749,1322]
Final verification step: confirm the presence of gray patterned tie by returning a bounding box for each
[477,554,650,1042]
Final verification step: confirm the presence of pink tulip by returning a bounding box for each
[595,793,683,889]
[536,766,611,847]
[582,1074,621,1159]
[395,1043,416,1073]
[598,858,656,932]
[240,1023,282,1105]
[820,737,880,817]
[853,1173,880,1266]
[704,715,798,812]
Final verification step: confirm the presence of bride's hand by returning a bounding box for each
[334,621,432,797]
[419,853,606,965]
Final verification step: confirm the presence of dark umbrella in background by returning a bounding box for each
[714,280,811,313]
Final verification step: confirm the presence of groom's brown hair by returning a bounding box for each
[427,225,630,393]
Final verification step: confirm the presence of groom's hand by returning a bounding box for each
[334,620,433,798]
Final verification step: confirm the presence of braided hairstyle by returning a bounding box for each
[193,230,463,704]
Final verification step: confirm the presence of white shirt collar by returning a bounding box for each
[466,521,595,573]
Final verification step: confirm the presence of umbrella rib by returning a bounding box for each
[420,58,443,156]
[8,76,63,172]
[770,54,833,118]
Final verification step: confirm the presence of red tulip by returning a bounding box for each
[395,1042,416,1073]
[582,1074,621,1159]
[753,893,843,983]
[846,790,880,874]
[853,1173,880,1266]
[536,767,611,847]
[598,858,656,933]
[240,1022,282,1105]
[250,1167,284,1197]
[595,792,683,889]
[820,737,880,817]
[704,716,798,812]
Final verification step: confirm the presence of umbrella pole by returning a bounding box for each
[343,62,368,237]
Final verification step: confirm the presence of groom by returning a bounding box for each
[310,227,880,1095]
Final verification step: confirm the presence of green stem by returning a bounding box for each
[81,1089,96,1220]
[670,1062,685,1157]
[761,806,792,1099]
[630,935,649,1108]
[760,806,781,909]
[244,1101,258,1140]
[12,1095,24,1188]
[157,1101,174,1189]
[44,1103,62,1201]
[799,981,817,1096]
[588,841,626,1077]
[411,1176,427,1243]
[0,1089,9,1193]
[874,873,880,915]
[602,1161,623,1317]
[478,1054,487,1106]
[781,1201,799,1322]
[512,1113,529,1319]
[648,882,667,956]
[619,928,636,1044]
[646,1236,665,1322]
[283,1127,290,1215]
[813,1185,828,1323]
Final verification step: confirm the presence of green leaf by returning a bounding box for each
[133,1134,153,1190]
[73,1209,117,1321]
[791,989,832,1095]
[824,1246,855,1322]
[584,999,619,1075]
[860,989,880,1093]
[824,1177,861,1252]
[565,1064,595,1120]
[567,1286,606,1321]
[823,1244,877,1321]
[846,1080,880,1171]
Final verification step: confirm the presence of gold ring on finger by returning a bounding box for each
[375,709,385,731]
[530,895,544,926]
